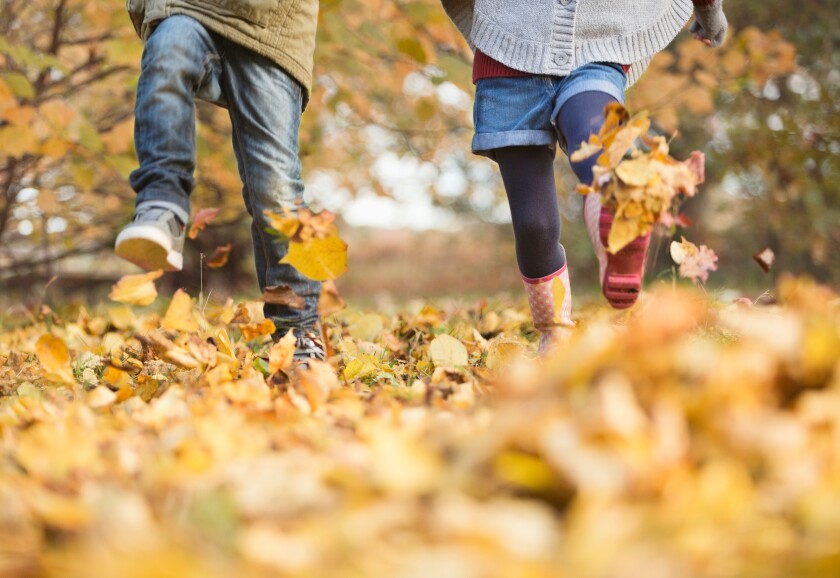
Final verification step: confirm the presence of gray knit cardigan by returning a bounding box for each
[441,0,695,86]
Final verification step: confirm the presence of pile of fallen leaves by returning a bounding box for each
[1,272,839,578]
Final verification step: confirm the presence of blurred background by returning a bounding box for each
[0,0,837,309]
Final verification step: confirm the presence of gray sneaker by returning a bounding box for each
[293,327,327,365]
[115,201,188,271]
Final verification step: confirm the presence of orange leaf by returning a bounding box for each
[207,243,232,269]
[263,285,305,309]
[188,207,220,240]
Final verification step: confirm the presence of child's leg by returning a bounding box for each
[557,91,651,309]
[117,16,218,271]
[216,39,321,347]
[129,15,220,219]
[495,145,573,354]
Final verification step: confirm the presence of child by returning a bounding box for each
[441,0,727,353]
[115,1,325,362]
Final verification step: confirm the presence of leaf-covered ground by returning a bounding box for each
[1,276,839,578]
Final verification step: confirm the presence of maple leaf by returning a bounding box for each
[188,207,220,240]
[670,237,719,284]
[280,230,348,281]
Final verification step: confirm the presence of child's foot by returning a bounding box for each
[599,211,650,309]
[293,326,327,365]
[584,193,650,309]
[115,201,187,271]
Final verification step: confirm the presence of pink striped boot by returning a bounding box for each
[522,259,574,356]
[584,193,651,309]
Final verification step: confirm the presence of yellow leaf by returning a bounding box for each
[429,334,469,368]
[0,125,40,157]
[342,354,380,382]
[35,334,74,385]
[569,139,603,163]
[109,270,163,306]
[269,329,297,374]
[240,318,276,340]
[102,366,131,389]
[348,314,383,342]
[280,231,348,281]
[615,157,652,187]
[162,289,199,332]
[264,210,301,239]
[607,214,642,254]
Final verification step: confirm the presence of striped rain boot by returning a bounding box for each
[522,255,574,356]
[584,192,650,309]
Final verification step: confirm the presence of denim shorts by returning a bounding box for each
[472,62,627,159]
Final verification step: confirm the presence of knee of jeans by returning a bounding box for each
[143,16,208,70]
[250,176,306,223]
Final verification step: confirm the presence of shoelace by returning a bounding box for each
[294,330,326,361]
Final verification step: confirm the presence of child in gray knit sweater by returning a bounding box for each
[442,0,727,354]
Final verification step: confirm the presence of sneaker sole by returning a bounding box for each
[115,226,183,272]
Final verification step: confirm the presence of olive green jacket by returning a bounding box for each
[127,0,318,100]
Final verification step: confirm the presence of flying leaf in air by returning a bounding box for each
[280,230,348,281]
[207,244,232,269]
[188,207,220,240]
[109,270,163,306]
[263,285,306,309]
[753,248,775,273]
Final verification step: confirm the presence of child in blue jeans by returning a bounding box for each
[442,0,727,353]
[115,2,324,361]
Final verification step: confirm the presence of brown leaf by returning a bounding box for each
[263,285,306,309]
[753,248,775,273]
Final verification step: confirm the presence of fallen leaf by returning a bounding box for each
[429,334,469,368]
[162,289,199,332]
[269,329,297,374]
[35,334,74,385]
[240,319,277,340]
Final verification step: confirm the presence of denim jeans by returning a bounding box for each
[129,15,320,333]
[472,62,627,159]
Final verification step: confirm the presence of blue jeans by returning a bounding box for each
[129,15,320,333]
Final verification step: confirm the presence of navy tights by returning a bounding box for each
[496,91,617,279]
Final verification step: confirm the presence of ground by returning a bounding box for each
[1,275,839,578]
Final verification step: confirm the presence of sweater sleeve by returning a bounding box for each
[441,0,475,48]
